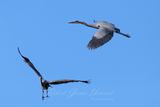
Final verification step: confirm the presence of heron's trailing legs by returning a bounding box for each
[42,90,45,100]
[46,90,49,98]
[115,27,130,38]
[117,32,130,38]
[42,89,49,100]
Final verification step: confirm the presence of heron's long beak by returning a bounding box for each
[68,20,82,24]
[68,21,75,23]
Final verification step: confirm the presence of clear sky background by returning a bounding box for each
[0,0,159,107]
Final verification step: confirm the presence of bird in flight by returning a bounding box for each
[18,48,89,100]
[69,20,130,49]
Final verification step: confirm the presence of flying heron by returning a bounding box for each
[69,20,130,49]
[18,48,89,100]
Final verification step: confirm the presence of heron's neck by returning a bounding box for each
[79,21,98,29]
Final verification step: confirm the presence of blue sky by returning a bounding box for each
[0,0,160,107]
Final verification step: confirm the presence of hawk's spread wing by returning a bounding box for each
[18,48,43,79]
[49,79,89,85]
[87,28,113,49]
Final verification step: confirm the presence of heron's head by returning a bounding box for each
[40,77,43,82]
[40,78,48,84]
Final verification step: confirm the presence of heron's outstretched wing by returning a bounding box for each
[88,28,113,49]
[49,79,89,85]
[18,48,43,79]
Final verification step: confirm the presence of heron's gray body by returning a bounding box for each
[95,21,115,31]
[88,20,116,49]
[69,20,130,49]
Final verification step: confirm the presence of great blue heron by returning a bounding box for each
[69,20,130,49]
[18,48,89,100]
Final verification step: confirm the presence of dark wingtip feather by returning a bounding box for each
[82,80,90,84]
[17,47,29,61]
[87,45,97,50]
[17,47,23,57]
[17,47,20,53]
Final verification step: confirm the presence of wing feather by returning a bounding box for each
[49,79,89,85]
[18,48,43,79]
[87,28,113,49]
